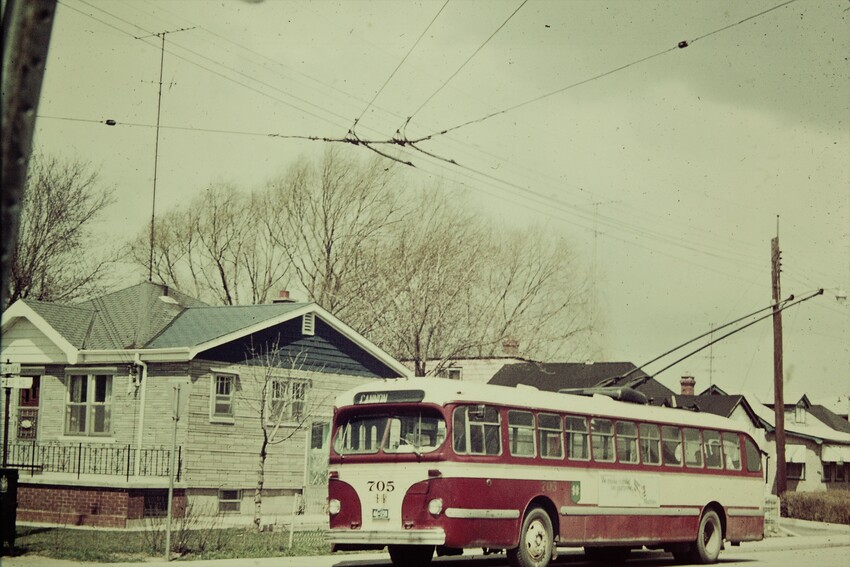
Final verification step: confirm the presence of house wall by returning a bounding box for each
[1,318,67,363]
[180,360,373,518]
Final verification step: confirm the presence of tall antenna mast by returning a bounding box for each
[135,27,193,281]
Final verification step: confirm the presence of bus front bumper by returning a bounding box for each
[326,528,446,546]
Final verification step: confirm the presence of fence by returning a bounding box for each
[5,441,182,480]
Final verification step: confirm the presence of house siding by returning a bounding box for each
[1,319,67,363]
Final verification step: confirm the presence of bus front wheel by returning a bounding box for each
[691,510,723,564]
[508,507,553,567]
[387,544,434,567]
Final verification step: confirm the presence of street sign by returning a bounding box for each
[1,363,21,375]
[1,376,32,389]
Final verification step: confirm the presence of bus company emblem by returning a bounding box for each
[571,482,581,503]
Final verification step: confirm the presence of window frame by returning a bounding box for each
[639,423,661,466]
[661,425,683,467]
[452,405,502,456]
[615,420,639,464]
[508,410,536,458]
[268,378,310,423]
[538,413,563,460]
[210,374,236,423]
[683,427,704,469]
[786,462,805,480]
[64,373,113,437]
[591,418,615,463]
[218,489,242,513]
[565,415,590,461]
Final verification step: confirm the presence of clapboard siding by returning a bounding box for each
[198,319,397,378]
[2,319,68,363]
[182,359,371,489]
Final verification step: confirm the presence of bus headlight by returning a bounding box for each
[328,499,341,515]
[428,498,443,516]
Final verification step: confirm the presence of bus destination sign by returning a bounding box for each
[354,390,425,405]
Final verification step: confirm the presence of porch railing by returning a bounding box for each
[5,441,182,481]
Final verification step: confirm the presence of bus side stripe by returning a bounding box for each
[445,508,521,519]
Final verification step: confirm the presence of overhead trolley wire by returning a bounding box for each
[414,0,801,142]
[401,0,529,132]
[349,0,451,134]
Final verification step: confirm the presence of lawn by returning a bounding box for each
[10,525,332,562]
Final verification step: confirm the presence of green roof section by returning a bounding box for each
[146,302,311,349]
[22,300,95,349]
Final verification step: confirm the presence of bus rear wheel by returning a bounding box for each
[387,544,434,567]
[691,510,723,564]
[508,507,553,567]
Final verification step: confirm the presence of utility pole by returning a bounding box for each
[771,224,787,495]
[135,27,193,281]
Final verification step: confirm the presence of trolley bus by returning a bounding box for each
[326,378,764,566]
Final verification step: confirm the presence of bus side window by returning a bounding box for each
[722,432,742,471]
[703,430,723,469]
[453,405,501,456]
[508,410,536,457]
[591,418,615,462]
[662,426,683,466]
[639,423,661,465]
[565,416,590,461]
[616,421,638,464]
[538,413,563,459]
[744,437,762,473]
[684,428,703,468]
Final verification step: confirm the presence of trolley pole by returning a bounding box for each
[771,234,787,495]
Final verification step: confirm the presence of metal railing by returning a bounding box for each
[5,441,182,481]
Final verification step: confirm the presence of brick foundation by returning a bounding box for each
[17,484,186,528]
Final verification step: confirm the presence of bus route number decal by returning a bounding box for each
[367,480,395,492]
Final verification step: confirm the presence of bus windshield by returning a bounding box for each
[333,410,447,455]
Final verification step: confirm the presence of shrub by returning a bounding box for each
[781,491,850,525]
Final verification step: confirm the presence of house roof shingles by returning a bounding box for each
[146,302,310,349]
[488,361,676,401]
[23,300,95,348]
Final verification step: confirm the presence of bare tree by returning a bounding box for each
[238,344,328,532]
[6,153,115,307]
[129,182,289,304]
[263,147,406,317]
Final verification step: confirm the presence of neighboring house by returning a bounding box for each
[0,282,409,527]
[488,361,676,402]
[403,338,528,381]
[657,378,850,494]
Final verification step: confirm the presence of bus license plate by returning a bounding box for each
[372,508,389,520]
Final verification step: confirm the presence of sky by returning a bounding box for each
[29,0,849,405]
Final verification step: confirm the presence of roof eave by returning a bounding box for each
[1,301,80,364]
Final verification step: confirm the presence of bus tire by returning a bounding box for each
[507,507,553,567]
[691,510,722,564]
[387,544,434,567]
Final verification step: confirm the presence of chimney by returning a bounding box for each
[680,375,696,396]
[502,336,519,357]
[272,290,296,304]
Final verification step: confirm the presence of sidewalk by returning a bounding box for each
[3,517,849,567]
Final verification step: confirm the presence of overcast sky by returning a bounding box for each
[31,0,849,404]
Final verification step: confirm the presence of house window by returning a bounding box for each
[787,462,805,480]
[836,463,846,482]
[144,490,168,518]
[65,374,112,436]
[212,375,235,420]
[794,405,807,424]
[18,375,40,440]
[269,379,309,422]
[437,367,462,380]
[218,489,241,513]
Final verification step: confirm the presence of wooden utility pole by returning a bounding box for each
[771,233,787,495]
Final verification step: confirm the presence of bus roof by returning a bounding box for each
[336,377,750,433]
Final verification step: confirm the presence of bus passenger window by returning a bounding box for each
[703,430,723,469]
[684,428,703,468]
[538,413,563,459]
[662,426,683,466]
[744,437,762,473]
[616,421,638,464]
[509,410,536,457]
[722,432,742,470]
[591,418,615,462]
[453,405,501,456]
[639,423,661,465]
[565,416,589,461]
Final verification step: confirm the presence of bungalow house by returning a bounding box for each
[0,282,409,527]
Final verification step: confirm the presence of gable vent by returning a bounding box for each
[302,313,315,336]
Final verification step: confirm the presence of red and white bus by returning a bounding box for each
[327,378,764,567]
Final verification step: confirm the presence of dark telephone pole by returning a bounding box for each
[771,229,787,495]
